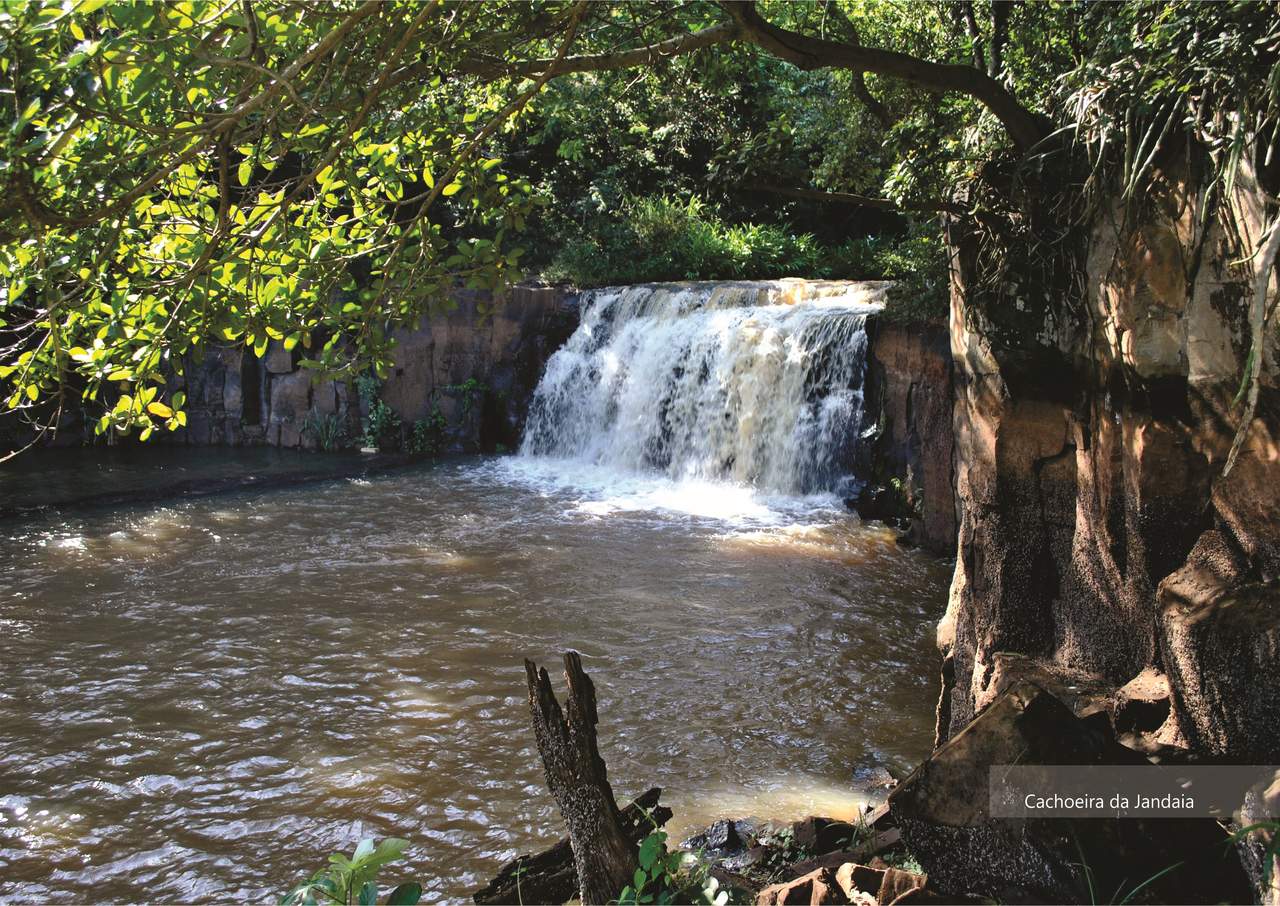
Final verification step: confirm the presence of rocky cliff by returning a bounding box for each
[938,159,1280,763]
[863,319,957,554]
[170,284,577,452]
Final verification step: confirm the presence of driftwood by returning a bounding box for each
[518,652,639,905]
[471,787,673,905]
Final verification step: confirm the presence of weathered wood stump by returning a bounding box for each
[471,787,673,905]
[522,651,638,905]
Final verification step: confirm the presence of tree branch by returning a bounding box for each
[989,1,1012,80]
[456,20,741,80]
[958,1,986,73]
[755,183,966,216]
[720,1,1049,152]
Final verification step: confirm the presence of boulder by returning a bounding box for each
[262,341,293,374]
[834,863,929,905]
[683,818,747,856]
[268,371,312,448]
[849,485,911,527]
[792,817,860,856]
[756,866,842,905]
[889,682,1253,904]
[756,863,932,906]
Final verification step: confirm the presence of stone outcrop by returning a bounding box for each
[168,284,577,451]
[937,152,1280,766]
[862,320,957,553]
[891,682,1253,904]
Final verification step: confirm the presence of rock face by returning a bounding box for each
[168,284,577,451]
[863,320,957,553]
[938,155,1280,764]
[891,682,1252,904]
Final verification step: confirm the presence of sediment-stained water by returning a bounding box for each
[0,455,950,902]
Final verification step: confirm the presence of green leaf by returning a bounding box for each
[387,883,422,905]
[441,182,462,197]
[352,839,376,863]
[638,834,662,871]
[146,401,173,418]
[357,881,377,905]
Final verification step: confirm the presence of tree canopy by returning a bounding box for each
[1,0,1276,451]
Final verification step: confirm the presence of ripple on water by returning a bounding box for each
[0,455,951,902]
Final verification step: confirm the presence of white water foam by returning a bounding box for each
[515,280,885,520]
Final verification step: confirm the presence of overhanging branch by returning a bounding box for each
[756,183,967,217]
[457,20,741,79]
[720,2,1049,152]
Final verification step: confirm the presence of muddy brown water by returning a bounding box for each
[0,453,950,902]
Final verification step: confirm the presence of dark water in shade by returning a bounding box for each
[0,454,951,903]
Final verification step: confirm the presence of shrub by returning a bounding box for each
[616,825,729,906]
[356,375,402,452]
[545,195,834,286]
[407,407,447,457]
[302,411,348,452]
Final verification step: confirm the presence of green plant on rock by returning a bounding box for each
[407,406,448,457]
[281,837,422,906]
[302,411,347,452]
[615,824,728,906]
[356,375,401,452]
[446,378,487,418]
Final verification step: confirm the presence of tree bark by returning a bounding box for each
[471,788,673,905]
[524,652,637,905]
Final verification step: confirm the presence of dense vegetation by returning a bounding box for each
[1,1,1276,452]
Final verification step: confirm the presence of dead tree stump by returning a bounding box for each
[471,787,672,905]
[525,652,637,905]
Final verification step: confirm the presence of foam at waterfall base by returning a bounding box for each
[490,456,851,525]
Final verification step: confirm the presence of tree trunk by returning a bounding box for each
[524,652,637,905]
[471,788,673,905]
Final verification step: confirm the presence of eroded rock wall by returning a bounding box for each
[864,320,957,553]
[939,161,1280,762]
[171,284,577,452]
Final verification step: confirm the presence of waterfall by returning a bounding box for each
[520,280,887,497]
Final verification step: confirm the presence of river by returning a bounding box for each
[0,454,948,901]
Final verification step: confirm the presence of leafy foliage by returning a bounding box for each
[615,825,728,906]
[0,0,547,446]
[546,194,834,286]
[356,375,400,452]
[3,0,1275,454]
[407,408,447,457]
[281,837,422,906]
[302,410,348,452]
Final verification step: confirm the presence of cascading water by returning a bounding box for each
[520,280,887,497]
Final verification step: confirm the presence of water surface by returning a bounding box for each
[0,455,950,902]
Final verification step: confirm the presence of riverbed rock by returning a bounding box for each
[792,817,859,856]
[756,862,932,906]
[890,682,1253,903]
[683,818,747,856]
[755,866,842,905]
[834,863,930,905]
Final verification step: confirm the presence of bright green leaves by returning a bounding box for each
[1,0,559,444]
[281,837,421,906]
